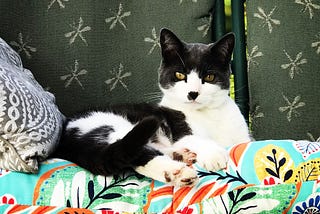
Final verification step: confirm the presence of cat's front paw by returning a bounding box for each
[164,164,198,187]
[196,146,229,172]
[172,148,197,166]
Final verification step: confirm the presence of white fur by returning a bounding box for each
[67,112,134,144]
[160,71,250,147]
[173,135,229,171]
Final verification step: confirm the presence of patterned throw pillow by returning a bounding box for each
[0,37,65,173]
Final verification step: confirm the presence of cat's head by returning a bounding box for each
[159,28,235,110]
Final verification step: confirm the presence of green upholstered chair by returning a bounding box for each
[0,0,215,116]
[1,1,320,213]
[214,0,320,141]
[246,0,320,141]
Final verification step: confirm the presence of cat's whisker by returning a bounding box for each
[232,85,248,94]
[144,91,163,103]
[175,51,186,68]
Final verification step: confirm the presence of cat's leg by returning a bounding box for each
[172,135,229,171]
[105,116,198,187]
[149,136,197,167]
[135,155,198,187]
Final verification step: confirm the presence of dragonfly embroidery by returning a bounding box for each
[281,50,307,79]
[311,33,320,54]
[295,0,320,19]
[10,33,37,59]
[60,60,88,89]
[144,28,160,55]
[105,3,131,30]
[179,0,197,4]
[48,0,69,10]
[65,17,91,46]
[254,6,280,33]
[307,133,320,142]
[247,45,263,70]
[197,13,212,37]
[279,94,305,122]
[105,63,131,91]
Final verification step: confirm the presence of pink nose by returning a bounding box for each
[188,91,199,100]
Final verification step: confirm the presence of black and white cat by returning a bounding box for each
[52,28,250,187]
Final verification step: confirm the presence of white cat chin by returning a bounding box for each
[161,95,229,112]
[160,86,229,111]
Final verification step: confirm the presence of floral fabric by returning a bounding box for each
[1,140,320,213]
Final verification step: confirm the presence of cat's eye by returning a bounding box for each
[175,72,186,81]
[204,74,215,82]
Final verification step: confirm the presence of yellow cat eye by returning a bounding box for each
[204,74,215,82]
[175,72,186,80]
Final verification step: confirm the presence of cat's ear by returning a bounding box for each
[210,32,235,65]
[160,28,184,60]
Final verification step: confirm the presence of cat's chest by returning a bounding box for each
[181,105,250,146]
[184,109,221,140]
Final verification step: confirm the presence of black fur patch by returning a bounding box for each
[52,105,191,176]
[108,103,192,141]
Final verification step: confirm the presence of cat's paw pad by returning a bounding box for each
[197,147,229,172]
[164,165,198,187]
[173,148,197,166]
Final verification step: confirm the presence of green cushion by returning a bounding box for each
[247,0,320,140]
[0,1,214,115]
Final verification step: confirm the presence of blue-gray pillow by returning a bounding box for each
[0,37,64,173]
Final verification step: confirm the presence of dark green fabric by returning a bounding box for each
[247,0,320,141]
[0,1,214,115]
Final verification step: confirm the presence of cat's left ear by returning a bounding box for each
[210,32,235,65]
[160,28,185,61]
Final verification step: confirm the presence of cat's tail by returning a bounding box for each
[103,116,162,174]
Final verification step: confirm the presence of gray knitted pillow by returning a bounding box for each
[0,37,64,173]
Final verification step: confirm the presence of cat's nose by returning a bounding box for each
[188,91,199,100]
